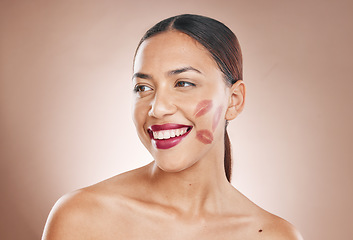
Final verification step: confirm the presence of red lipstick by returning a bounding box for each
[194,100,213,118]
[150,123,190,131]
[148,124,192,150]
[196,129,213,144]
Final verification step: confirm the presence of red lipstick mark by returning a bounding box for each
[212,106,223,131]
[196,129,213,144]
[194,100,213,118]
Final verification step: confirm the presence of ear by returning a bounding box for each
[225,80,246,121]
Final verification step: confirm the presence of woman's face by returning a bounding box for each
[133,31,232,172]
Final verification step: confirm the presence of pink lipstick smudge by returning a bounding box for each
[194,100,213,118]
[196,129,213,144]
[212,106,223,131]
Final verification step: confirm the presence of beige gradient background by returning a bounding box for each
[1,0,352,239]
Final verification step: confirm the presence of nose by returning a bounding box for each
[148,91,177,118]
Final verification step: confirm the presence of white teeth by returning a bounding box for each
[164,131,170,139]
[157,131,163,139]
[152,127,189,140]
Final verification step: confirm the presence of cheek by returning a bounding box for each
[212,105,223,131]
[133,101,148,127]
[194,99,213,118]
[193,100,221,145]
[192,100,224,145]
[196,130,213,144]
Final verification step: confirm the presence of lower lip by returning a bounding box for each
[149,128,192,150]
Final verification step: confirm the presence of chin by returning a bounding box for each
[154,157,197,173]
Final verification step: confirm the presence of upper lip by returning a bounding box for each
[148,123,192,131]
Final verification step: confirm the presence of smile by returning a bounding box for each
[148,124,192,149]
[152,127,188,139]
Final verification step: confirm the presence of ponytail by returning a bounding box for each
[224,128,232,182]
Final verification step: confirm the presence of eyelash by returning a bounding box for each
[133,81,196,93]
[175,80,196,88]
[133,85,152,92]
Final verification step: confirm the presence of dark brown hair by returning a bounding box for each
[135,14,243,182]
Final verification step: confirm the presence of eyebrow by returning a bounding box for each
[132,66,202,80]
[132,72,152,80]
[168,66,202,76]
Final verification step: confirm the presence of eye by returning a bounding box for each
[175,81,196,88]
[134,84,153,92]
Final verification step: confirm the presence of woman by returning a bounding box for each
[42,14,303,240]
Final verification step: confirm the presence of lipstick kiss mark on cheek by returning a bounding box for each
[194,100,213,118]
[212,106,223,131]
[196,130,213,144]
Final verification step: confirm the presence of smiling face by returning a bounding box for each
[132,31,232,172]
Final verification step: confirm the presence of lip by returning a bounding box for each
[148,123,193,150]
[149,123,191,131]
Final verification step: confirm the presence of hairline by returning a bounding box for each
[133,28,232,87]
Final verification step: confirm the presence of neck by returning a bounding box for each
[146,152,233,217]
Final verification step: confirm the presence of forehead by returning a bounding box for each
[134,31,219,73]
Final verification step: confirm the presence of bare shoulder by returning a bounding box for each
[42,166,150,240]
[41,188,104,240]
[229,189,303,240]
[259,212,304,240]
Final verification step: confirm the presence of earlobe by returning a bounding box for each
[225,80,246,121]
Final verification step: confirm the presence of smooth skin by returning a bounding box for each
[42,31,303,240]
